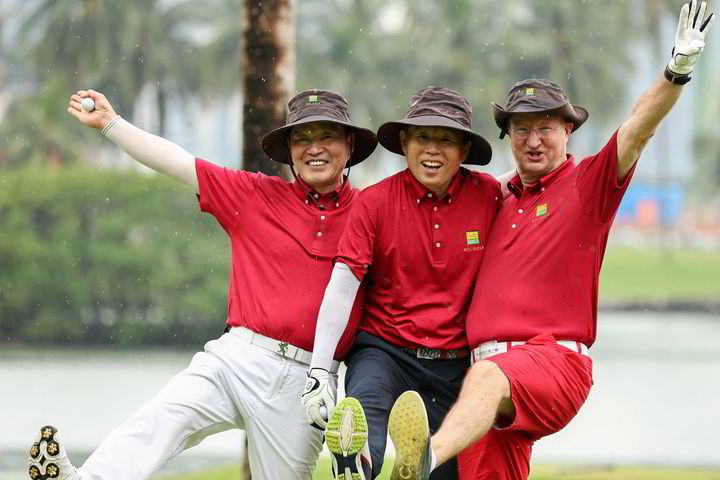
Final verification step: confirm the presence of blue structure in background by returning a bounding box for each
[616,183,686,225]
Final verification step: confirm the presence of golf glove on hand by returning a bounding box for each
[301,368,337,431]
[667,0,715,80]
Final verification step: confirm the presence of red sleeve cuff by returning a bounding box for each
[194,157,213,214]
[334,257,367,282]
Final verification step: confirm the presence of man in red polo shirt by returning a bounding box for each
[386,2,715,479]
[301,86,501,480]
[27,89,377,480]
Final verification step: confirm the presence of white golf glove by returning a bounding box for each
[301,368,337,431]
[666,0,715,82]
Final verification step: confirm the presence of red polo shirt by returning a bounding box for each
[467,131,634,348]
[336,168,502,350]
[195,158,364,359]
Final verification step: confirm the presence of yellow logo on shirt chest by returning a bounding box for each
[536,203,548,217]
[465,231,480,245]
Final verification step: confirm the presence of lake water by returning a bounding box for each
[1,312,719,478]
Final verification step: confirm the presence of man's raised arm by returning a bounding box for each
[68,89,198,192]
[617,0,714,180]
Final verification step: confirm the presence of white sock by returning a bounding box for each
[429,438,437,472]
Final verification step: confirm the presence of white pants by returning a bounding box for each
[77,331,325,480]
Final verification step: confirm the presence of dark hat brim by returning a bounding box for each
[261,115,378,166]
[491,102,589,139]
[376,115,492,166]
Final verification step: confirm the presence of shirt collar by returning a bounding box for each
[292,175,353,209]
[507,155,575,198]
[403,168,467,204]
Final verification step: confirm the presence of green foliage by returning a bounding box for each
[295,0,636,134]
[0,75,96,168]
[182,0,640,135]
[4,0,716,189]
[0,0,217,163]
[15,0,212,115]
[0,167,229,347]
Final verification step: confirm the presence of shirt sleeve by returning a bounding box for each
[575,130,636,226]
[334,189,378,281]
[309,262,362,370]
[195,158,257,233]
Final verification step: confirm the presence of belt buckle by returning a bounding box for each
[481,340,499,355]
[478,341,500,361]
[277,341,290,357]
[444,349,461,359]
[416,346,441,360]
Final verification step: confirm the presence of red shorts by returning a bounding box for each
[458,333,593,480]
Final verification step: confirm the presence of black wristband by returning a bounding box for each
[664,66,692,85]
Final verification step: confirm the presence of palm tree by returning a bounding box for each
[16,0,215,136]
[0,75,90,168]
[295,0,639,136]
[241,0,295,177]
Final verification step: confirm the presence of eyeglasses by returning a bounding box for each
[511,126,562,140]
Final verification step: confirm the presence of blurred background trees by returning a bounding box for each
[2,0,718,178]
[0,168,228,346]
[5,0,715,173]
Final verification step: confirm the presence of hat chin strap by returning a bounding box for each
[289,157,352,211]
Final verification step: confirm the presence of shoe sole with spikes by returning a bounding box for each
[326,397,369,480]
[388,391,431,480]
[28,426,75,480]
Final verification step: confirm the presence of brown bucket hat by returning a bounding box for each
[492,79,589,139]
[376,86,492,166]
[261,89,378,166]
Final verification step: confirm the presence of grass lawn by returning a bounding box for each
[158,457,720,480]
[599,247,720,303]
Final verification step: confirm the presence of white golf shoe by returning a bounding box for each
[28,426,79,480]
[326,397,372,480]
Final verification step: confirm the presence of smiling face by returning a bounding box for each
[508,112,573,185]
[288,122,353,194]
[400,126,470,196]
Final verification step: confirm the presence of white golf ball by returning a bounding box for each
[319,405,328,420]
[81,97,95,112]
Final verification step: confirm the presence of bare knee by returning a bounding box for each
[463,361,509,395]
[463,360,513,413]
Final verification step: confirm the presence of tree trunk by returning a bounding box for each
[157,85,167,138]
[241,0,295,177]
[239,4,296,477]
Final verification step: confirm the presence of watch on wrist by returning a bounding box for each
[664,66,692,85]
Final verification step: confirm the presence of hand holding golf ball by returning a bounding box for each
[81,97,95,112]
[68,89,118,130]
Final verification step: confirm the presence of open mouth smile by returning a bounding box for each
[525,151,544,161]
[421,160,443,171]
[306,159,329,167]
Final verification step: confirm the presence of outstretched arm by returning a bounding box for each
[301,262,361,430]
[68,90,198,192]
[617,0,714,180]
